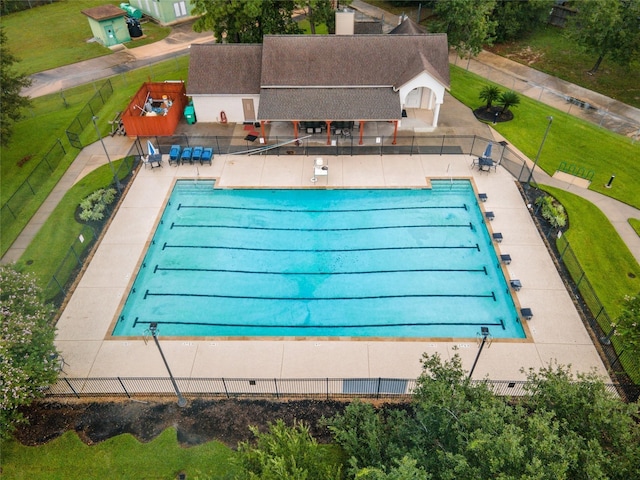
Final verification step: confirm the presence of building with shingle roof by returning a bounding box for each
[187,27,449,143]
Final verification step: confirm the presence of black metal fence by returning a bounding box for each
[44,376,621,400]
[44,154,140,307]
[1,139,67,242]
[1,79,114,254]
[144,133,532,182]
[555,237,640,402]
[65,80,114,149]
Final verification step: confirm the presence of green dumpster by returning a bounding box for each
[184,104,196,125]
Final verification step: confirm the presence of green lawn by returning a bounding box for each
[0,56,190,256]
[1,428,240,480]
[2,0,171,75]
[449,66,640,209]
[540,186,640,318]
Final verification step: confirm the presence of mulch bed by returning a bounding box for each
[14,398,408,447]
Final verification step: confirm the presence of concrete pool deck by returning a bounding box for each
[55,153,610,384]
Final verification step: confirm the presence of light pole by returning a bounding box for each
[468,326,491,379]
[526,116,553,185]
[148,322,187,407]
[91,116,122,193]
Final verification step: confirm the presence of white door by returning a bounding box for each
[404,88,422,108]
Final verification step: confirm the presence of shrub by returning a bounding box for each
[78,188,117,222]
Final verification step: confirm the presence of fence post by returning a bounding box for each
[377,377,381,399]
[326,378,329,400]
[64,378,80,398]
[274,378,279,399]
[117,377,131,398]
[222,378,229,398]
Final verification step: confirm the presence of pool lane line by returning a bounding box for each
[161,243,482,253]
[143,291,497,301]
[153,266,488,275]
[132,318,505,329]
[176,204,469,213]
[169,223,475,232]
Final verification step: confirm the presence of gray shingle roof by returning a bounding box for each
[187,44,262,95]
[260,34,449,89]
[258,87,401,121]
[389,17,427,35]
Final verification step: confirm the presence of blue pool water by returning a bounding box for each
[113,180,525,339]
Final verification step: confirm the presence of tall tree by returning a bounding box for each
[0,26,31,147]
[431,0,497,58]
[567,0,640,74]
[327,353,640,479]
[234,420,343,479]
[192,0,301,43]
[0,264,59,440]
[492,0,555,43]
[304,0,340,34]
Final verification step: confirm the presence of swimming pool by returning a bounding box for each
[113,180,525,339]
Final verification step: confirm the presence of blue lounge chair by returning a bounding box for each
[200,147,213,165]
[192,146,203,163]
[169,145,181,166]
[180,146,193,165]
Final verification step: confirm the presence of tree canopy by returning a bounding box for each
[566,0,640,73]
[492,0,555,43]
[191,0,302,43]
[431,0,497,58]
[0,26,32,148]
[325,354,640,479]
[0,264,59,440]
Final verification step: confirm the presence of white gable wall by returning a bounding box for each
[397,71,446,127]
[191,95,260,123]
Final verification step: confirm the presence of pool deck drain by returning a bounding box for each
[54,153,609,383]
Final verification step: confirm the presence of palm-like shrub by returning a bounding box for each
[479,85,501,109]
[499,90,521,114]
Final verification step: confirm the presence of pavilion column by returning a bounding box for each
[392,120,398,145]
[293,121,299,143]
[325,121,332,145]
[359,121,365,145]
[432,103,441,128]
[260,121,267,142]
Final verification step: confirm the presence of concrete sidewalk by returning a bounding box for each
[23,20,213,98]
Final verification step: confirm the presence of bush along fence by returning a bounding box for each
[44,376,622,401]
[45,154,139,307]
[522,186,639,402]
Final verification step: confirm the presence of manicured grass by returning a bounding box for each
[1,428,240,479]
[2,0,171,75]
[0,56,190,257]
[450,66,640,209]
[15,161,123,295]
[539,185,640,382]
[630,218,640,237]
[539,186,640,318]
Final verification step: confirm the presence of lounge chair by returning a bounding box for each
[192,146,203,163]
[200,147,213,165]
[169,145,181,166]
[180,146,193,165]
[142,153,162,169]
